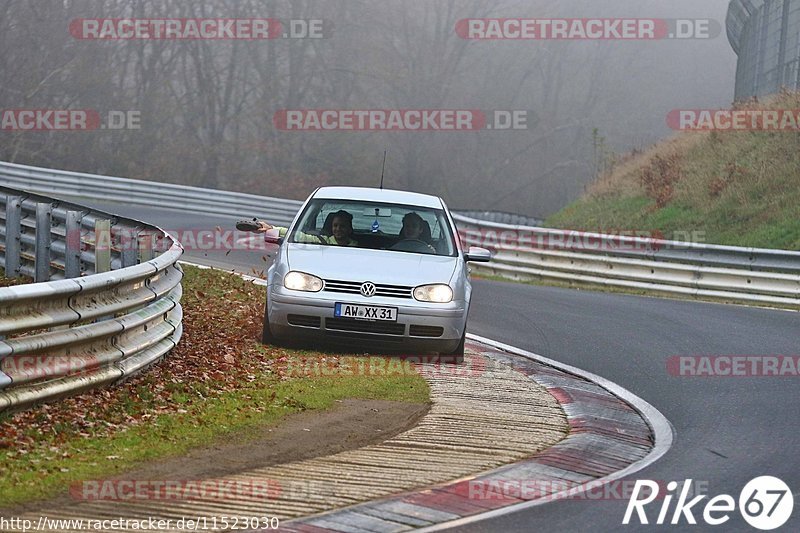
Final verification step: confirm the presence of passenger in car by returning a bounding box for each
[238,210,358,246]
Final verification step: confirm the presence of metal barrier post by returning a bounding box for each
[139,231,154,262]
[120,228,138,268]
[95,219,111,273]
[35,202,53,282]
[4,195,22,277]
[65,210,82,278]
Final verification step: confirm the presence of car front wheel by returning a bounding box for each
[443,329,465,364]
[261,298,276,345]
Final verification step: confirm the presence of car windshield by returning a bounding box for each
[288,199,457,256]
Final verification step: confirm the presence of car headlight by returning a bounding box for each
[284,271,323,292]
[413,284,453,303]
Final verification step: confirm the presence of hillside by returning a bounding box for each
[547,92,800,250]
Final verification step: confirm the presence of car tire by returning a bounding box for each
[444,329,465,364]
[261,298,276,345]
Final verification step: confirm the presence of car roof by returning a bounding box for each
[312,186,444,209]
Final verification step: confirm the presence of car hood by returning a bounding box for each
[286,244,458,286]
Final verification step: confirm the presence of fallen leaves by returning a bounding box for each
[0,267,280,457]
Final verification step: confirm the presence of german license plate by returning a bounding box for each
[335,303,398,322]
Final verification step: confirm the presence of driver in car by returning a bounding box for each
[238,210,358,246]
[398,212,436,253]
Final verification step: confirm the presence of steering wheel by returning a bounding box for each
[390,239,435,253]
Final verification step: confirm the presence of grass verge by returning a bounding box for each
[516,93,800,309]
[547,92,800,250]
[0,265,429,507]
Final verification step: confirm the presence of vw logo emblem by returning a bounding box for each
[360,282,377,297]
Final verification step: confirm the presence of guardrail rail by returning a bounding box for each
[453,214,800,308]
[0,184,183,413]
[0,161,301,227]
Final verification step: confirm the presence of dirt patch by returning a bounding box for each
[123,398,428,479]
[4,398,428,514]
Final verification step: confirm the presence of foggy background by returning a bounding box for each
[0,0,736,217]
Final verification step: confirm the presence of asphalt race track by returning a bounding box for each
[461,281,800,532]
[90,202,800,532]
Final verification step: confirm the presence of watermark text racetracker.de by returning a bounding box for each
[1,109,140,131]
[460,478,708,503]
[69,18,327,40]
[274,355,486,380]
[71,477,358,503]
[667,355,800,377]
[458,227,708,253]
[0,354,102,382]
[668,109,800,132]
[456,18,721,40]
[273,109,530,131]
[71,478,282,501]
[86,227,278,254]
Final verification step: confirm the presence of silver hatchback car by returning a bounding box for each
[262,186,490,362]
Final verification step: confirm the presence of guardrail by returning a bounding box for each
[0,161,301,227]
[0,185,183,413]
[2,160,798,311]
[453,215,800,308]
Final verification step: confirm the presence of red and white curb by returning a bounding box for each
[275,334,672,532]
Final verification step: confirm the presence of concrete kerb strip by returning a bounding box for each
[415,334,675,531]
[280,335,673,533]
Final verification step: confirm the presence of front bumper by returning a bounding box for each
[267,286,467,353]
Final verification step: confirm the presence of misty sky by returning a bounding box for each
[518,0,738,150]
[0,0,743,216]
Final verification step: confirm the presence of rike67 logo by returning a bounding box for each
[624,477,793,530]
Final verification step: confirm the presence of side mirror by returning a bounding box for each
[464,246,491,263]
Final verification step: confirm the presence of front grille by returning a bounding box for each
[287,314,321,328]
[325,317,405,336]
[323,279,413,299]
[409,325,444,338]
